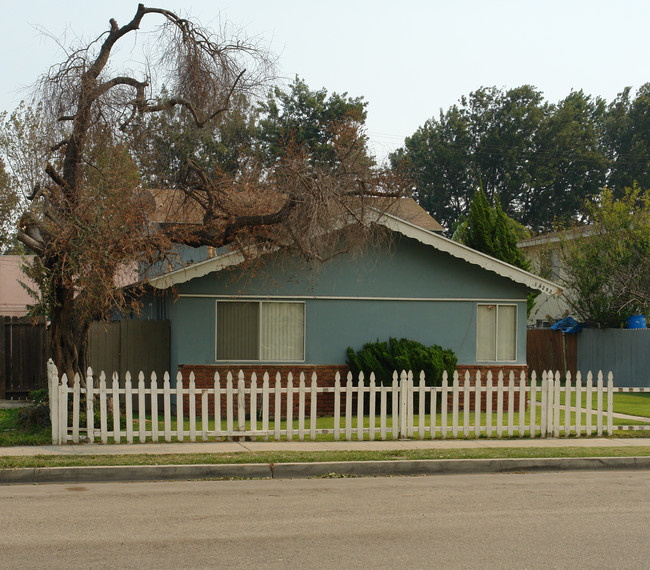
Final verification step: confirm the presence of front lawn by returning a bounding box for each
[0,408,51,446]
[534,390,650,418]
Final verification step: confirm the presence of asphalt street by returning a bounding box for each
[2,470,650,568]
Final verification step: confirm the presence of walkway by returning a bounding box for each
[2,437,650,457]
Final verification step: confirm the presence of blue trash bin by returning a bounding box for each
[627,315,647,329]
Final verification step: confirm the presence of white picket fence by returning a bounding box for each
[47,362,650,445]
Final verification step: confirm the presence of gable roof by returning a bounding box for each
[147,202,561,295]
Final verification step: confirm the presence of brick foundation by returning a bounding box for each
[177,363,529,416]
[454,365,529,411]
[178,364,349,418]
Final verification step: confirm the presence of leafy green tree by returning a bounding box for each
[130,91,258,188]
[390,104,472,230]
[455,188,536,313]
[561,185,650,327]
[257,76,372,168]
[456,188,530,268]
[604,84,650,195]
[392,86,611,233]
[392,86,550,230]
[523,91,608,229]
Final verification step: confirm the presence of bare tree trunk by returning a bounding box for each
[49,283,85,385]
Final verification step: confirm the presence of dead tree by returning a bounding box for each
[14,5,406,383]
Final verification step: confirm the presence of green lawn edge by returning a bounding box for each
[3,446,650,469]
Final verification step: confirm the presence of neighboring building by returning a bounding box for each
[143,199,561,383]
[518,228,592,327]
[0,256,36,317]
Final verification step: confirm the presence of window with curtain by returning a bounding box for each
[476,304,517,361]
[216,301,305,361]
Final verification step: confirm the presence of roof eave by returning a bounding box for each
[376,212,563,296]
[148,212,563,295]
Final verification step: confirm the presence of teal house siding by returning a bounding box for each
[166,234,530,373]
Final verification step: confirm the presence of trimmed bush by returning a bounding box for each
[346,337,457,387]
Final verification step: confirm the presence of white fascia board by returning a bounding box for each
[376,212,563,296]
[148,211,562,295]
[147,249,246,289]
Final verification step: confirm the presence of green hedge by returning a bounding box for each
[346,338,457,387]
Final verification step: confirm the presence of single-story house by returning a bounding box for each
[141,198,561,393]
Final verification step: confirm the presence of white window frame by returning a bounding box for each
[476,303,518,362]
[215,300,306,362]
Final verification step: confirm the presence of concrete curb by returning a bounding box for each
[2,456,650,484]
[1,463,272,484]
[272,456,650,478]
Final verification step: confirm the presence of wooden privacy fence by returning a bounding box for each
[0,316,48,399]
[48,364,646,445]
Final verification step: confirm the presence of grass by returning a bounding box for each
[2,391,649,447]
[2,446,650,470]
[535,390,650,418]
[0,408,51,447]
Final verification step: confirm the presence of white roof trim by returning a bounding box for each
[148,212,562,295]
[147,249,246,289]
[376,212,561,295]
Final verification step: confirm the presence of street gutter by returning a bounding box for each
[3,456,650,484]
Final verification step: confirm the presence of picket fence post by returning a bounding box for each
[507,371,515,437]
[357,372,365,441]
[151,372,159,443]
[99,371,108,444]
[287,373,294,441]
[333,372,341,441]
[237,370,245,438]
[369,373,377,441]
[262,372,270,442]
[47,360,60,445]
[564,372,572,437]
[540,371,548,437]
[86,367,94,443]
[441,372,448,440]
[553,371,561,438]
[474,371,482,439]
[344,372,353,441]
[399,370,408,439]
[391,372,399,440]
[189,372,197,443]
[518,371,526,437]
[125,372,133,444]
[298,372,306,442]
[607,372,614,435]
[575,372,583,437]
[463,371,470,439]
[485,371,493,438]
[57,373,68,444]
[452,372,459,438]
[310,372,317,441]
[596,371,604,436]
[72,373,81,444]
[418,372,426,440]
[586,372,593,436]
[529,371,537,438]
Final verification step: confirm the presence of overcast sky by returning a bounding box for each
[3,0,650,163]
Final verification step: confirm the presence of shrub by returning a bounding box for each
[346,337,457,387]
[17,389,51,430]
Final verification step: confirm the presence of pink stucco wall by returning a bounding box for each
[0,256,36,316]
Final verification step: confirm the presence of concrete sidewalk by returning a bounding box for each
[2,437,650,457]
[3,438,650,484]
